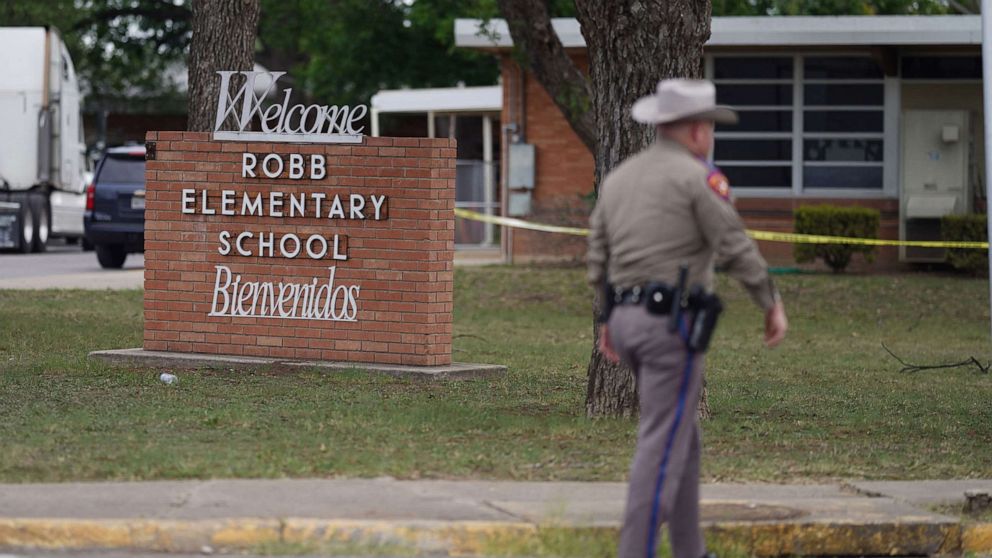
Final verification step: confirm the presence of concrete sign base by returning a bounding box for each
[89,348,506,381]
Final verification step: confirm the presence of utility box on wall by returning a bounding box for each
[508,143,535,189]
[507,143,535,217]
[900,110,972,262]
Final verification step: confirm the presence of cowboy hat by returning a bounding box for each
[631,79,738,125]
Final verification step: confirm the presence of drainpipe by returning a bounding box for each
[982,0,992,349]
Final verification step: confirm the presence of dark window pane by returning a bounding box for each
[803,165,883,189]
[434,115,453,138]
[721,165,792,188]
[454,115,484,160]
[717,84,792,106]
[717,110,792,132]
[804,111,883,132]
[804,139,883,162]
[804,84,883,106]
[804,57,883,79]
[714,57,793,80]
[98,156,145,183]
[455,161,487,203]
[715,139,792,161]
[901,56,982,79]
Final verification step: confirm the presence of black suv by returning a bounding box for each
[84,146,146,268]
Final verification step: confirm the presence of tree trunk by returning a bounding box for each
[187,0,260,132]
[495,0,596,151]
[587,306,638,418]
[576,1,712,418]
[497,0,712,418]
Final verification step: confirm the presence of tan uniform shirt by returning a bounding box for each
[587,137,777,311]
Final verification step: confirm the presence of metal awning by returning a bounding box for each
[371,86,501,114]
[455,15,983,50]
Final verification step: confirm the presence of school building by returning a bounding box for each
[376,16,986,268]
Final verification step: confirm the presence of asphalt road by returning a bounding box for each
[0,240,143,289]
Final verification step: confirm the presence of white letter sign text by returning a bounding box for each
[213,71,367,144]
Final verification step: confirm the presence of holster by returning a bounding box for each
[686,287,723,353]
[597,281,617,323]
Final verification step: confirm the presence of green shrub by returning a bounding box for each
[942,214,988,275]
[794,205,880,272]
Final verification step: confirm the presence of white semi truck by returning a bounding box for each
[0,26,87,253]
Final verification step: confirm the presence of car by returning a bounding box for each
[83,146,146,268]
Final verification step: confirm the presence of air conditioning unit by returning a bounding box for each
[899,110,971,262]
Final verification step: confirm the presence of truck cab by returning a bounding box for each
[0,27,88,253]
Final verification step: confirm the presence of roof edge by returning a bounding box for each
[454,15,983,50]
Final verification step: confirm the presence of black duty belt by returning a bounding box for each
[600,266,724,353]
[614,283,675,315]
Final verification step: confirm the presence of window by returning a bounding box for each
[804,57,882,79]
[98,155,145,184]
[713,56,793,189]
[802,56,884,190]
[902,56,982,80]
[803,139,883,162]
[711,54,888,193]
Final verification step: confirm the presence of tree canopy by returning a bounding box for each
[256,0,500,107]
[0,0,976,117]
[1,0,191,112]
[1,0,509,112]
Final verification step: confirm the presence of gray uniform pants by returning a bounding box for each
[608,304,705,558]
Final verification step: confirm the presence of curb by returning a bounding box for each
[0,517,983,556]
[710,521,964,556]
[964,522,992,553]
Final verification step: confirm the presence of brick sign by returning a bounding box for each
[142,131,456,366]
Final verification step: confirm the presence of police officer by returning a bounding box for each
[587,79,788,558]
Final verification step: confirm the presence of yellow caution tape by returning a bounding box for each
[746,230,988,248]
[454,208,990,249]
[455,208,591,236]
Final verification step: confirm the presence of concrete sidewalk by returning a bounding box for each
[0,478,990,556]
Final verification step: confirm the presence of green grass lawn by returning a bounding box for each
[1,267,991,483]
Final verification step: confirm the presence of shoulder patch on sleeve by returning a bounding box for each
[695,156,733,203]
[706,167,732,203]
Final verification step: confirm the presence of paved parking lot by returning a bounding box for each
[0,241,143,289]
